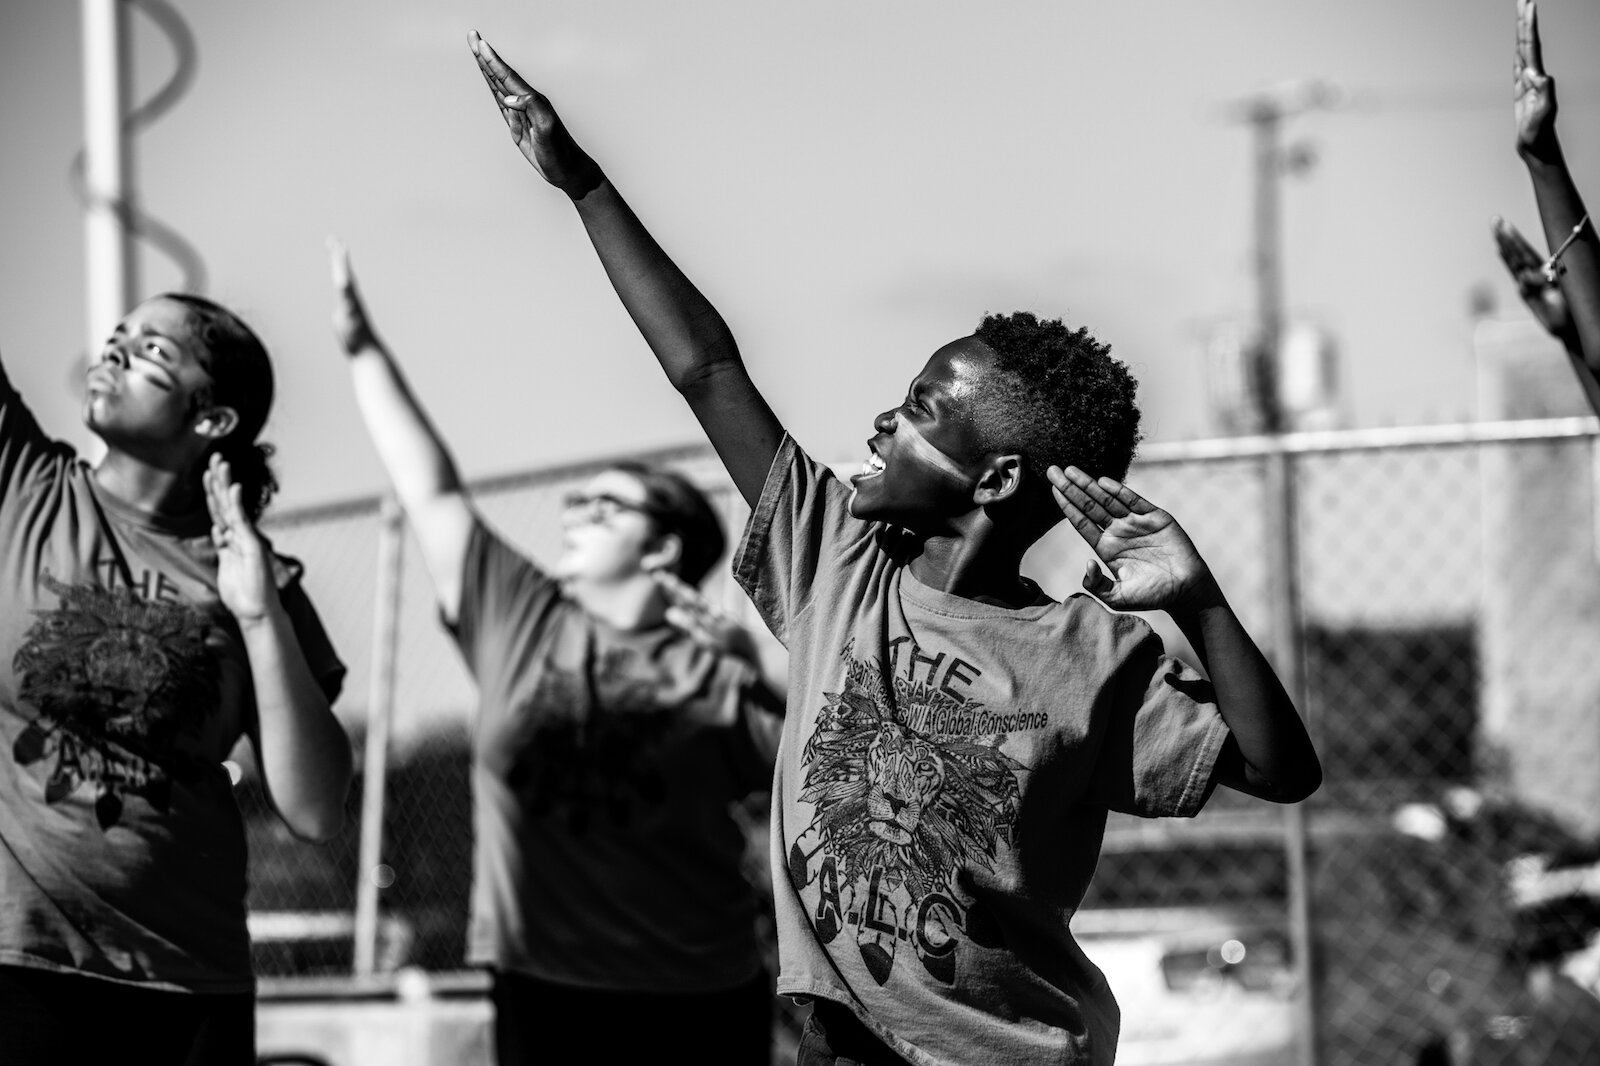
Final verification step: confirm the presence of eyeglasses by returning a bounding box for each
[560,492,659,526]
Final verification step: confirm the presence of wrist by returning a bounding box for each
[564,162,607,203]
[233,594,288,634]
[343,330,385,358]
[1519,134,1566,170]
[1171,572,1226,618]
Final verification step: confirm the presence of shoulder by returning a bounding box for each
[1045,593,1166,665]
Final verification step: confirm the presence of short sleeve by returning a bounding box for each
[1085,622,1230,818]
[279,574,346,703]
[732,434,871,646]
[449,518,563,683]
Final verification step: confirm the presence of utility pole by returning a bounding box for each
[81,0,137,358]
[1233,80,1337,433]
[1227,79,1338,1066]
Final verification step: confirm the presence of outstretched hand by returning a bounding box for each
[653,569,762,665]
[1493,215,1574,340]
[204,454,278,625]
[468,31,601,198]
[328,238,381,355]
[1048,465,1218,614]
[1514,0,1558,159]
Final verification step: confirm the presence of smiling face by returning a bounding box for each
[848,336,998,530]
[83,297,228,458]
[554,469,670,585]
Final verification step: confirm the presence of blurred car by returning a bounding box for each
[1076,903,1296,1066]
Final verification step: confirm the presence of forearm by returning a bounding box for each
[571,178,744,391]
[566,177,784,505]
[1524,141,1600,371]
[239,603,353,841]
[1170,582,1321,802]
[347,341,468,511]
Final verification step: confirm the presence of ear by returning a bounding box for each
[641,531,684,576]
[192,404,240,441]
[972,453,1025,506]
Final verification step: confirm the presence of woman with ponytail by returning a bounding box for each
[0,293,353,1064]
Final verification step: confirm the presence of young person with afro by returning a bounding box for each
[468,31,1322,1066]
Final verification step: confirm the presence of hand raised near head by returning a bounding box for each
[468,31,602,198]
[205,454,278,625]
[1048,465,1219,615]
[653,568,762,665]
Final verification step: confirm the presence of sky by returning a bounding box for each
[2,0,1598,512]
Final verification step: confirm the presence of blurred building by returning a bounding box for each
[1475,318,1600,840]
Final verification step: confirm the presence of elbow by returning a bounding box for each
[1267,757,1323,805]
[283,802,348,845]
[278,766,354,844]
[672,341,747,399]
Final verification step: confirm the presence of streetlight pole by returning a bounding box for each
[81,0,136,358]
[1229,80,1336,1066]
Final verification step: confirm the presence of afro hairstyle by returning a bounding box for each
[965,311,1142,482]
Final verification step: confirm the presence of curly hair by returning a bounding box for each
[966,311,1141,482]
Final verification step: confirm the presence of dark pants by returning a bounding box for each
[0,965,255,1066]
[491,967,774,1066]
[796,1000,912,1066]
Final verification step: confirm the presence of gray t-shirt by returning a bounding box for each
[734,436,1229,1066]
[451,520,779,992]
[0,363,345,992]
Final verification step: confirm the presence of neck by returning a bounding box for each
[567,573,670,632]
[92,449,202,517]
[905,518,1042,608]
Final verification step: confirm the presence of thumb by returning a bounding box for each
[1082,559,1117,602]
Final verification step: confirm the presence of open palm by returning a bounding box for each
[468,31,599,196]
[1048,465,1211,613]
[1514,0,1557,157]
[204,454,277,624]
[1494,216,1574,340]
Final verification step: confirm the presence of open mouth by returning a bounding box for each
[85,368,120,395]
[854,450,886,482]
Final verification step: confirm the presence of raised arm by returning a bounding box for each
[468,32,784,508]
[329,241,476,620]
[204,455,352,841]
[1499,0,1600,403]
[1048,465,1322,803]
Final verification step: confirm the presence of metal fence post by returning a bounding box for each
[1263,446,1318,1066]
[353,496,405,976]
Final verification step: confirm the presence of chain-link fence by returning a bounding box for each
[245,426,1600,1066]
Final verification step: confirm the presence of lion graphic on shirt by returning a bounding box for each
[800,680,1024,901]
[11,574,218,828]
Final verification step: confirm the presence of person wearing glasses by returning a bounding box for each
[327,242,782,1066]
